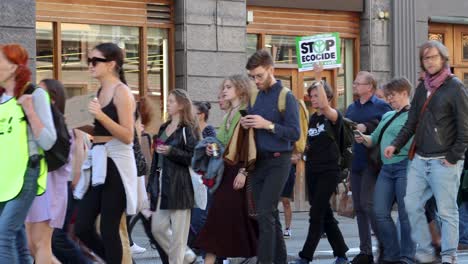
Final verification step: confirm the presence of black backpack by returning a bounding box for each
[326,116,355,182]
[25,84,71,171]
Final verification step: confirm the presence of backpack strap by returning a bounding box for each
[278,87,291,113]
[249,88,259,108]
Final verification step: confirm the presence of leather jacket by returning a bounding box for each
[392,76,468,164]
[148,122,198,210]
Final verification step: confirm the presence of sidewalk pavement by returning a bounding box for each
[131,212,468,264]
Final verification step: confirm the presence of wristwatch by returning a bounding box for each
[268,123,275,133]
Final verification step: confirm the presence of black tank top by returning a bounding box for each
[93,89,119,136]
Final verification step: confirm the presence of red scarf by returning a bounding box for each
[424,66,452,94]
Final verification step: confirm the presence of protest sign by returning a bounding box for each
[296,33,341,72]
[64,93,96,129]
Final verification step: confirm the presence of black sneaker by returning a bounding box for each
[351,254,374,264]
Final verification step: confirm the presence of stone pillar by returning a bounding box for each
[0,0,36,79]
[360,0,392,85]
[393,0,419,86]
[175,0,247,125]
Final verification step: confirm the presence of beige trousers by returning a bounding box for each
[151,203,191,264]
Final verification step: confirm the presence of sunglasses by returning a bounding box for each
[87,57,110,67]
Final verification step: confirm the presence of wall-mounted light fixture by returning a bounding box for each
[377,9,390,20]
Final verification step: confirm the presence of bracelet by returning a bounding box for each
[239,168,248,176]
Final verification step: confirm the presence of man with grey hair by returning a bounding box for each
[385,40,468,264]
[345,71,392,264]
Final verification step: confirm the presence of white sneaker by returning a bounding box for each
[283,228,292,239]
[184,248,197,264]
[130,243,147,254]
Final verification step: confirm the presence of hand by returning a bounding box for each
[242,115,271,130]
[291,153,301,164]
[384,146,396,159]
[442,159,455,167]
[233,173,246,190]
[240,116,251,129]
[205,144,213,156]
[354,134,365,144]
[313,63,324,74]
[88,98,105,120]
[17,94,35,116]
[156,144,171,155]
[356,123,367,133]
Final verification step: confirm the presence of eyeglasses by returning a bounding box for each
[385,92,395,99]
[423,54,440,62]
[353,81,370,86]
[248,71,267,81]
[87,57,110,67]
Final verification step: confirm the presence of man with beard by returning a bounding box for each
[241,49,300,264]
[385,40,468,264]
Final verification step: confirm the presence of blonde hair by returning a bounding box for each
[221,74,254,109]
[169,89,201,139]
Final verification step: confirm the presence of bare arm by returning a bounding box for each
[71,129,86,188]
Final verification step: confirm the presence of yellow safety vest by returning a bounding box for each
[0,96,47,202]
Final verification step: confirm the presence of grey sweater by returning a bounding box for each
[1,88,57,155]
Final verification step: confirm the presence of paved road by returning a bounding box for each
[131,212,468,263]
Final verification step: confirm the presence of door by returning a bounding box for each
[275,68,334,114]
[429,23,468,84]
[274,67,334,211]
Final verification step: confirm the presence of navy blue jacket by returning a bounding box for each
[248,80,300,153]
[345,95,392,172]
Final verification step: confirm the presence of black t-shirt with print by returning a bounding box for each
[305,112,343,172]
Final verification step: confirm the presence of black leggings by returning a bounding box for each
[75,158,126,264]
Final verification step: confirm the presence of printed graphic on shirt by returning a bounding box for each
[308,122,325,137]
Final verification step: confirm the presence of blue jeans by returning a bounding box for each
[373,159,415,263]
[405,155,463,263]
[459,202,468,245]
[0,157,41,263]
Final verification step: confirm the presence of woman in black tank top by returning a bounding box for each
[74,42,136,264]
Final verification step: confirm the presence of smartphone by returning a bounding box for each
[353,130,364,137]
[239,109,248,117]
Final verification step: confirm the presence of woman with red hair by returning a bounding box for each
[0,44,57,262]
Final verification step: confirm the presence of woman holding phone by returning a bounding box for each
[195,74,258,264]
[355,78,415,264]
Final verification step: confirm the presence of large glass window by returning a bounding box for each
[61,23,140,96]
[265,35,297,64]
[336,39,354,112]
[247,34,258,59]
[36,22,54,81]
[147,28,168,96]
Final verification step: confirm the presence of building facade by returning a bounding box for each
[2,0,466,210]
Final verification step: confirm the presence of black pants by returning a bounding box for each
[299,167,348,260]
[251,152,291,264]
[52,182,93,264]
[75,158,126,264]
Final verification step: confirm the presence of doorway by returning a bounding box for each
[429,23,468,86]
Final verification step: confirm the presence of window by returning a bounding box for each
[60,23,140,95]
[147,28,169,96]
[464,73,468,87]
[265,35,297,64]
[463,34,468,60]
[336,39,354,112]
[246,34,258,59]
[36,22,54,81]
